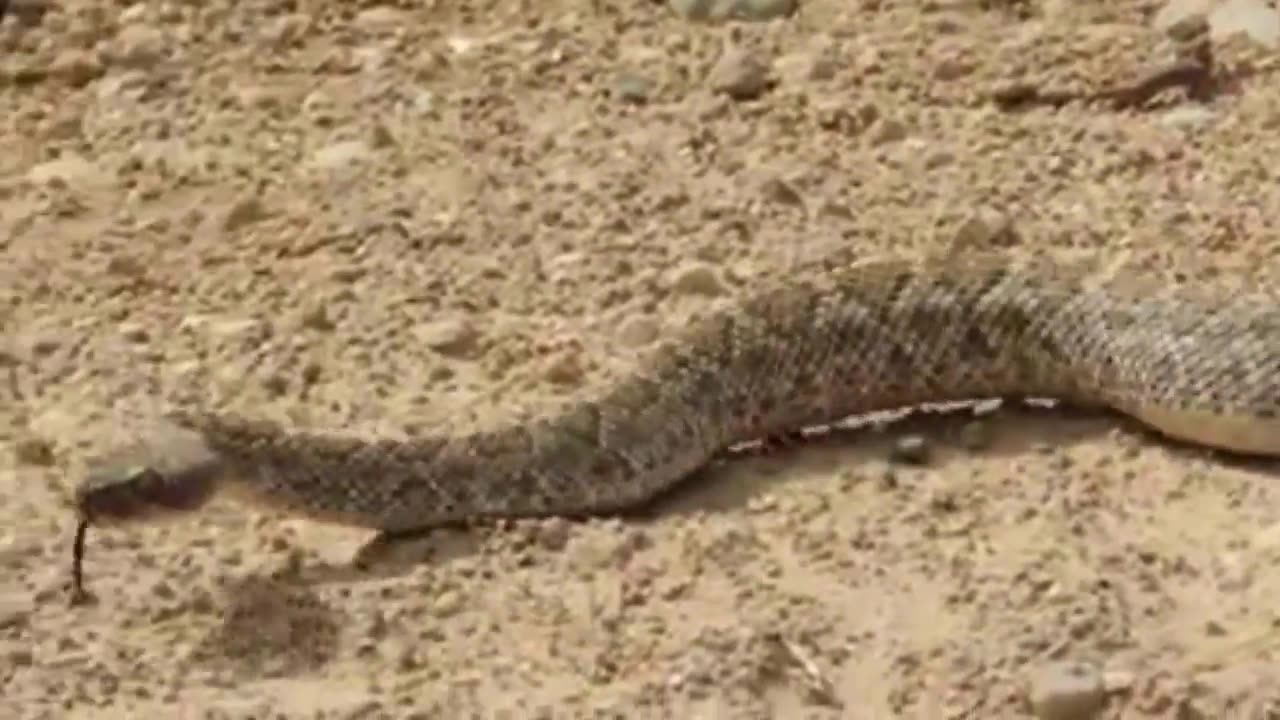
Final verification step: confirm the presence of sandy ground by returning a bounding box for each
[4,0,1280,717]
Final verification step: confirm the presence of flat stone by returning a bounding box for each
[617,315,660,347]
[1027,661,1107,720]
[708,46,772,100]
[670,262,727,296]
[309,140,373,171]
[415,319,480,358]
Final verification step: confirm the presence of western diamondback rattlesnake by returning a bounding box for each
[69,253,1280,595]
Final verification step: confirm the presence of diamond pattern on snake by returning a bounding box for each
[68,253,1280,596]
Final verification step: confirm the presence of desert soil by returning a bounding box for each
[4,0,1280,718]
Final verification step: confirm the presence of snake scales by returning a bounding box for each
[70,254,1280,594]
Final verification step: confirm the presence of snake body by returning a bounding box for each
[73,255,1280,540]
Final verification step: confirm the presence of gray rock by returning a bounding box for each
[708,47,772,101]
[613,71,655,104]
[415,318,480,358]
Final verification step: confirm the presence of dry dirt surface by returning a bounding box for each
[4,0,1280,718]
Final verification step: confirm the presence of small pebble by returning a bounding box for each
[951,211,1019,249]
[925,151,955,171]
[932,54,974,81]
[112,24,168,68]
[613,71,654,104]
[221,195,267,232]
[49,49,103,87]
[890,435,930,465]
[415,319,480,358]
[869,118,907,144]
[309,140,373,171]
[369,122,397,149]
[760,177,803,206]
[670,262,726,296]
[536,517,573,551]
[105,255,146,277]
[119,322,150,343]
[543,352,585,385]
[431,590,464,618]
[617,315,660,347]
[1027,661,1106,720]
[13,435,55,466]
[329,265,366,283]
[708,47,772,101]
[299,304,335,332]
[3,642,34,667]
[27,335,61,355]
[1161,107,1217,130]
[1158,7,1210,42]
[354,6,407,32]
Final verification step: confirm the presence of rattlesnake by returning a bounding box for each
[69,254,1280,595]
